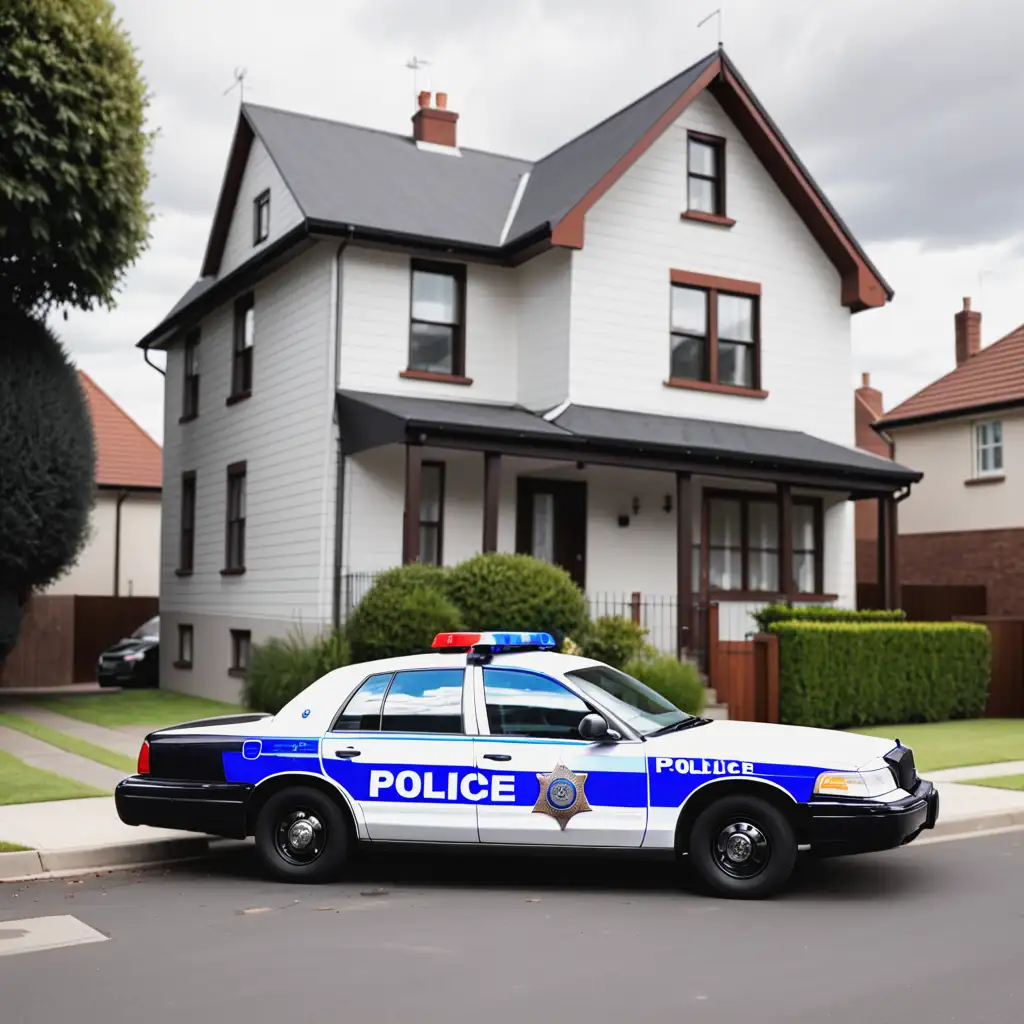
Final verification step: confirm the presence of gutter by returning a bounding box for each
[142,347,165,376]
[329,238,350,631]
[113,490,129,597]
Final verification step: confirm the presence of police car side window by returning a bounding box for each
[379,669,464,734]
[331,673,393,731]
[482,668,589,741]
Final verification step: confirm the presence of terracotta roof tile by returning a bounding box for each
[79,371,162,489]
[878,323,1024,428]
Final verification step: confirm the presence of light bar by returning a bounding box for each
[432,631,556,650]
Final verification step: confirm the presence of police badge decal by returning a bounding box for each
[533,763,591,829]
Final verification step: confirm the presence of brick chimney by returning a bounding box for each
[855,372,889,458]
[412,90,458,148]
[955,296,981,365]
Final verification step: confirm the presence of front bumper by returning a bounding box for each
[809,779,939,856]
[115,776,253,839]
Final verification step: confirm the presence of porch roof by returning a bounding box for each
[336,390,921,495]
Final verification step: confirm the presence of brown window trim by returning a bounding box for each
[178,471,196,575]
[964,475,1005,487]
[230,293,254,401]
[669,269,762,394]
[408,259,467,379]
[419,461,445,567]
[399,369,474,386]
[175,624,194,670]
[680,211,736,228]
[225,389,252,407]
[224,460,247,575]
[229,629,252,678]
[686,130,727,218]
[253,189,270,245]
[181,328,200,422]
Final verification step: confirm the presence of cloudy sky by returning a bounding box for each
[57,0,1024,444]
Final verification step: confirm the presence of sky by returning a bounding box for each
[56,0,1024,445]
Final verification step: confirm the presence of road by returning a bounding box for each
[2,831,1022,1024]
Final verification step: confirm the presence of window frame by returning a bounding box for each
[972,419,1004,479]
[253,189,270,246]
[330,668,467,735]
[177,471,196,576]
[685,131,728,220]
[223,461,247,575]
[229,629,251,678]
[668,270,764,398]
[175,624,194,670]
[419,461,446,567]
[229,293,254,403]
[181,329,200,422]
[404,259,468,384]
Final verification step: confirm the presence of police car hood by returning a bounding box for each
[647,719,896,772]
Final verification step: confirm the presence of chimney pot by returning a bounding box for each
[435,91,448,110]
[418,90,431,109]
[963,296,971,311]
[955,297,981,366]
[861,372,871,387]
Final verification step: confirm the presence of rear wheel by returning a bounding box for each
[255,786,349,883]
[688,794,797,899]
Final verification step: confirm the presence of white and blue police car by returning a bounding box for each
[116,631,938,898]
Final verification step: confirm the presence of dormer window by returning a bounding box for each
[253,190,270,245]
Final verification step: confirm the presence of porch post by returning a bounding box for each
[877,494,892,609]
[778,482,794,600]
[889,495,901,610]
[676,472,693,659]
[402,443,422,564]
[482,452,501,553]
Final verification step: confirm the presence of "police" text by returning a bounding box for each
[369,769,516,802]
[653,757,755,776]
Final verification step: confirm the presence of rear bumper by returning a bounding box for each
[809,779,939,855]
[115,776,253,839]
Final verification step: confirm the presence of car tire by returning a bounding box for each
[255,786,350,883]
[688,794,797,899]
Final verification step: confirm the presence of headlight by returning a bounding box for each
[123,652,145,663]
[813,767,896,799]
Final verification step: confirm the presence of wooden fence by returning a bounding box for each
[0,595,158,688]
[858,583,987,620]
[956,617,1024,717]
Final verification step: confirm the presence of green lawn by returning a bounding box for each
[0,749,108,806]
[965,774,1024,791]
[850,719,1024,772]
[37,690,245,730]
[0,841,32,853]
[0,714,136,774]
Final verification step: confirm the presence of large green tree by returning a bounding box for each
[0,0,152,661]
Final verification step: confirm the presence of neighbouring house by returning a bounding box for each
[864,298,1024,616]
[45,372,162,598]
[137,48,918,702]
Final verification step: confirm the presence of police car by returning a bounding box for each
[115,631,939,898]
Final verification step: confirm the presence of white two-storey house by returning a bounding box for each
[139,49,918,701]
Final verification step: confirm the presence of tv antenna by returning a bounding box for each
[224,67,249,104]
[697,8,723,50]
[405,56,431,103]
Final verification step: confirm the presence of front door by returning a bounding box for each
[471,665,647,847]
[516,478,587,588]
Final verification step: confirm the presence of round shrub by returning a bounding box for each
[347,583,463,663]
[580,616,648,669]
[622,653,705,716]
[444,553,588,639]
[370,563,448,595]
[245,628,350,714]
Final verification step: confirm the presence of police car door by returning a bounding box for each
[321,667,477,843]
[471,665,647,847]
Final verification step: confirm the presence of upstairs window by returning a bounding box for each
[182,329,200,421]
[224,462,247,574]
[178,471,196,575]
[407,260,466,380]
[974,420,1003,478]
[230,294,254,401]
[687,133,726,216]
[253,190,270,245]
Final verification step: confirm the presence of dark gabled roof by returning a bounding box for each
[336,391,920,492]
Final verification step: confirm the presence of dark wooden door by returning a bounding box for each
[515,478,587,589]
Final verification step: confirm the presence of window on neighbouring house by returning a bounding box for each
[253,190,270,245]
[230,630,251,676]
[182,330,200,420]
[224,462,247,573]
[974,420,1003,477]
[687,133,725,216]
[408,260,465,377]
[231,294,254,399]
[419,462,445,566]
[670,277,760,391]
[179,472,196,574]
[177,625,193,669]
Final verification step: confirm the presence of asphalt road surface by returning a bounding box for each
[2,831,1023,1024]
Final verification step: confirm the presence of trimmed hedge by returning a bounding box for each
[772,622,990,728]
[245,629,350,714]
[752,602,906,633]
[579,616,648,669]
[347,582,463,663]
[622,653,705,716]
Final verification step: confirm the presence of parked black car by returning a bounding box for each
[97,616,160,689]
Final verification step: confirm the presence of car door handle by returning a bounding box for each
[482,753,512,761]
[334,749,361,758]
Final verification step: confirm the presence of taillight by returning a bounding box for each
[137,740,150,775]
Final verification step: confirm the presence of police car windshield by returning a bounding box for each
[565,665,691,736]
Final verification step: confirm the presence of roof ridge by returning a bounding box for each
[78,370,162,452]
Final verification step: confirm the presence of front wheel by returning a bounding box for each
[255,786,349,883]
[688,794,797,899]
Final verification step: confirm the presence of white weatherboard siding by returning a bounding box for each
[570,91,853,448]
[219,136,304,278]
[516,248,572,412]
[893,412,1024,535]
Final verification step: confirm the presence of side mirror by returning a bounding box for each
[578,713,619,742]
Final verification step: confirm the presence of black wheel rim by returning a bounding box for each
[713,820,770,879]
[274,808,327,866]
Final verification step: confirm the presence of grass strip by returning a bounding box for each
[0,749,108,806]
[0,714,135,774]
[37,690,245,730]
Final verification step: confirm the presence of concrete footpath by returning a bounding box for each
[4,703,145,760]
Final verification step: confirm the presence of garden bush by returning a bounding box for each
[347,581,463,663]
[621,653,705,716]
[752,602,906,633]
[245,628,350,714]
[368,563,448,595]
[444,553,588,639]
[772,622,990,729]
[579,616,648,669]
